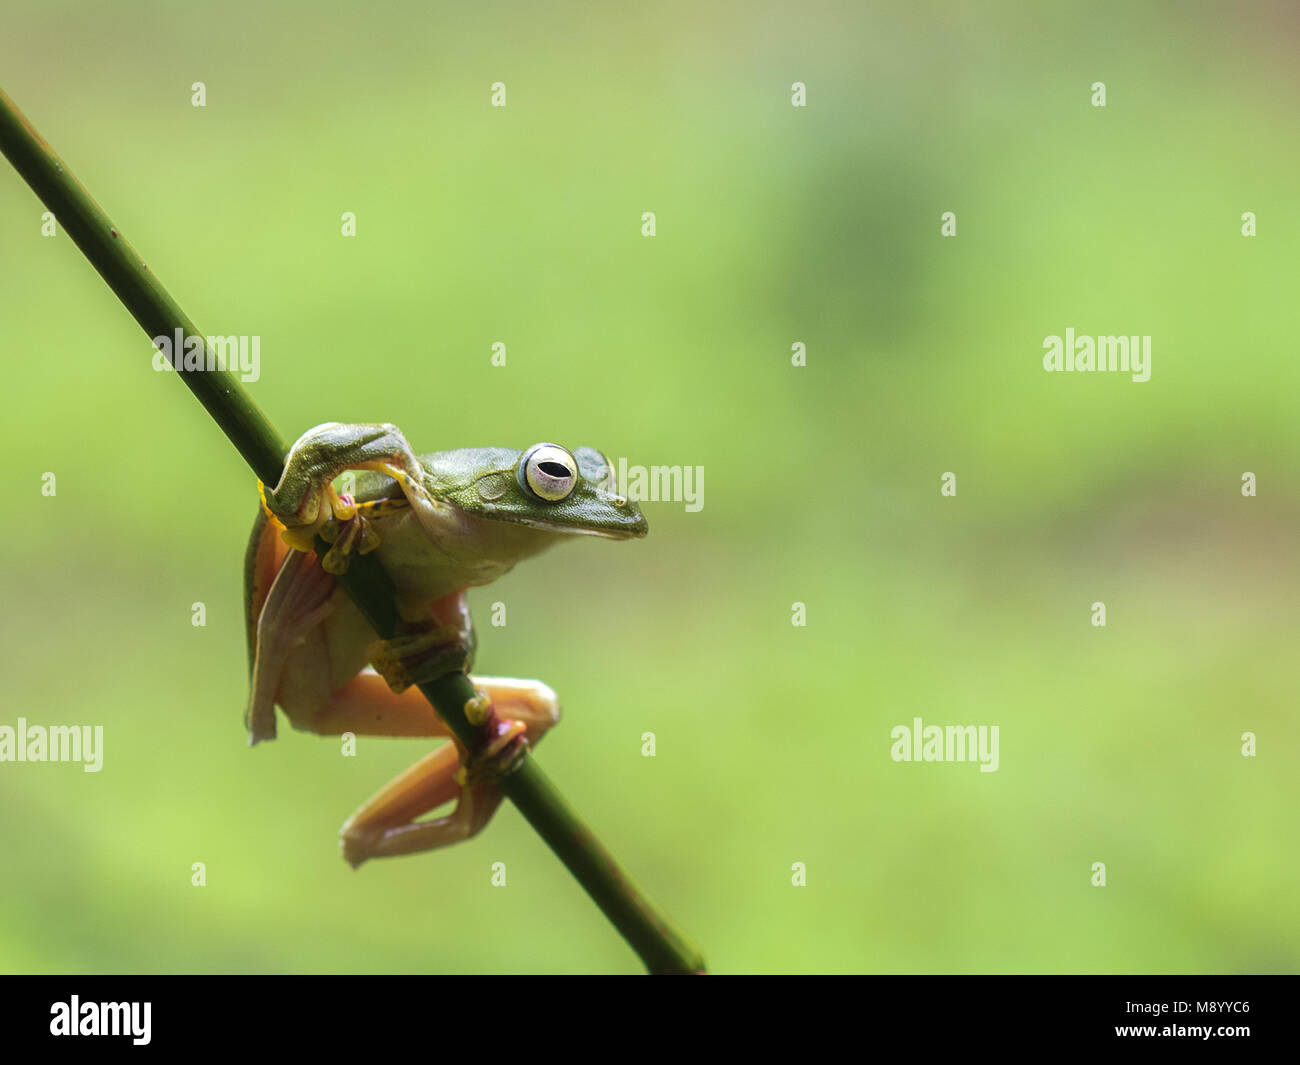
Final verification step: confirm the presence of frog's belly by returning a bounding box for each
[320,589,379,689]
[306,524,515,694]
[283,507,530,706]
[270,587,370,718]
[365,509,520,614]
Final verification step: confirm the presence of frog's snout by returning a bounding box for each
[621,507,649,539]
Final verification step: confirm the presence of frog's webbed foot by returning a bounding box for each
[457,705,529,784]
[367,619,474,692]
[367,590,476,691]
[316,493,381,574]
[259,422,439,564]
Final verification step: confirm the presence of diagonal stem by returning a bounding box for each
[0,86,704,975]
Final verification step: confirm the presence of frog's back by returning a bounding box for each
[417,447,520,495]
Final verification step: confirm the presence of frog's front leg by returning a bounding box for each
[262,422,439,570]
[339,676,561,866]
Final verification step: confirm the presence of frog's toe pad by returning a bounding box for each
[464,691,492,727]
[319,496,382,574]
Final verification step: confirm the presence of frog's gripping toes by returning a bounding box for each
[241,421,646,861]
[367,595,476,693]
[259,422,441,567]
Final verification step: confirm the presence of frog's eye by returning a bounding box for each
[520,443,578,502]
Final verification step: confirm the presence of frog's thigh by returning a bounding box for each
[303,670,557,743]
[303,669,455,738]
[340,743,504,867]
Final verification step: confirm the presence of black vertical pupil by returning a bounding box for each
[538,461,571,478]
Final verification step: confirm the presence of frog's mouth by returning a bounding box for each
[511,516,648,540]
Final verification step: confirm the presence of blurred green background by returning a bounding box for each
[2,1,1297,974]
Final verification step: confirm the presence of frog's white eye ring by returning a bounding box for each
[519,443,578,502]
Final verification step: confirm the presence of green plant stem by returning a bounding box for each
[0,86,705,975]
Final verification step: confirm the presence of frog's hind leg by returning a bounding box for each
[339,676,560,866]
[301,670,457,738]
[339,742,501,867]
[246,549,336,745]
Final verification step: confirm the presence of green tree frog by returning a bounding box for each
[243,422,647,867]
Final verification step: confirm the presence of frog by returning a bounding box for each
[243,422,647,867]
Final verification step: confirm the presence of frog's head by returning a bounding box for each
[430,443,648,541]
